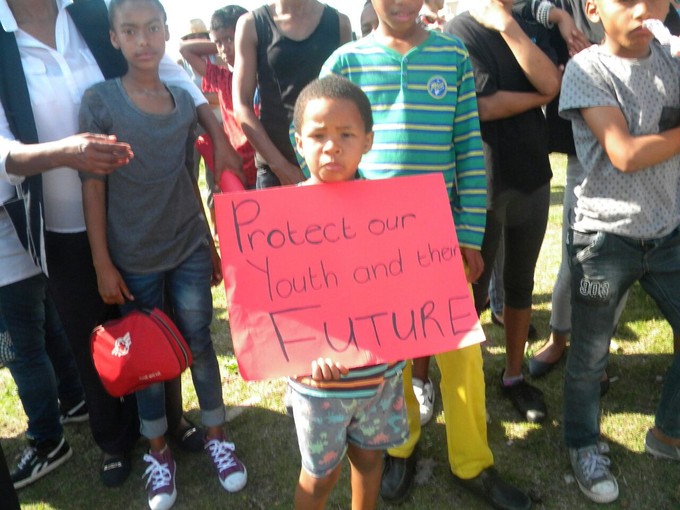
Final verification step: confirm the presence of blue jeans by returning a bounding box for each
[0,274,84,444]
[119,241,225,439]
[565,227,680,448]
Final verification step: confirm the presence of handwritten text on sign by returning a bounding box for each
[214,174,485,381]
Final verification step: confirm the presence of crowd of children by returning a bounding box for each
[1,0,680,509]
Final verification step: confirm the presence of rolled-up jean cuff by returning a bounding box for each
[140,416,168,440]
[201,405,226,428]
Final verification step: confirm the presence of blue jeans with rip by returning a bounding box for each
[119,241,225,440]
[1,274,84,444]
[565,227,680,448]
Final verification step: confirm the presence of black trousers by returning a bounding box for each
[0,442,20,510]
[45,232,182,454]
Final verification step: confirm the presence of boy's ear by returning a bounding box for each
[363,131,374,154]
[165,24,170,43]
[110,29,120,50]
[584,0,600,24]
[295,132,305,157]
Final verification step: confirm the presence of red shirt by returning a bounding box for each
[202,60,257,188]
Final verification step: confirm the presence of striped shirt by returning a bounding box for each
[321,30,487,250]
[289,361,405,399]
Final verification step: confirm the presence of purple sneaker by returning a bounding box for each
[205,438,247,492]
[142,447,176,510]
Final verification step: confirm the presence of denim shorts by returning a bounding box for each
[290,373,408,478]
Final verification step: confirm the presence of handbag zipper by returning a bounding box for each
[145,309,190,366]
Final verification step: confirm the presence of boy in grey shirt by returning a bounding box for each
[559,0,680,504]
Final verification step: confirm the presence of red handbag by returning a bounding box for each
[90,308,192,397]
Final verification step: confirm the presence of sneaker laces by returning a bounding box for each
[142,453,172,491]
[206,440,238,472]
[579,451,611,482]
[16,446,37,470]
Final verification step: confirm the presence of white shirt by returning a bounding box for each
[0,0,206,285]
[0,0,206,231]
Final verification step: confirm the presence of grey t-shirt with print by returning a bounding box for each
[559,41,680,239]
[80,78,207,273]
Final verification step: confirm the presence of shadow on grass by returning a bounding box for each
[4,404,301,510]
[421,344,678,509]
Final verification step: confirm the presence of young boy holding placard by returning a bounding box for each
[320,2,532,509]
[289,74,408,510]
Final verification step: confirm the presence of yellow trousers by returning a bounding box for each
[387,336,494,479]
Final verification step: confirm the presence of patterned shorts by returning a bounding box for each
[290,373,408,478]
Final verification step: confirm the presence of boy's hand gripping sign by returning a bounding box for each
[214,174,485,381]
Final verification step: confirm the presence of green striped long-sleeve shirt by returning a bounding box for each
[321,30,487,250]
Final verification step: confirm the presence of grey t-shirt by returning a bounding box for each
[559,41,680,239]
[80,78,207,273]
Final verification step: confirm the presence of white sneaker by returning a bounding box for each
[143,447,176,510]
[569,445,619,504]
[412,377,435,425]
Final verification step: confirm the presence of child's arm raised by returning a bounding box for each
[471,0,561,121]
[179,40,218,78]
[82,178,133,305]
[581,105,680,173]
[233,13,305,185]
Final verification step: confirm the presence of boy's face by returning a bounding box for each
[372,0,423,35]
[211,26,236,67]
[361,3,379,37]
[586,0,670,58]
[295,97,374,184]
[110,0,169,70]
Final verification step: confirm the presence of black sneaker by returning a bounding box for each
[452,467,532,510]
[60,399,89,425]
[500,371,547,423]
[380,451,417,504]
[100,452,131,488]
[170,419,205,453]
[11,437,73,489]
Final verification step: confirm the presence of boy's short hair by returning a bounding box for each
[210,5,248,31]
[293,75,374,134]
[108,0,167,28]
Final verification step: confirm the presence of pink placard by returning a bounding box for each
[214,173,485,381]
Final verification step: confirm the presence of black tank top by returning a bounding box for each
[252,4,340,168]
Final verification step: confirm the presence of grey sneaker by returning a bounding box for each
[645,429,680,461]
[569,445,619,504]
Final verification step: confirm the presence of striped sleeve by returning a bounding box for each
[450,43,486,250]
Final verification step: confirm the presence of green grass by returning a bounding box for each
[1,154,678,509]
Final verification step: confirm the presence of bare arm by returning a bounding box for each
[196,103,245,185]
[82,178,133,305]
[6,134,132,177]
[188,171,223,285]
[471,0,561,97]
[179,40,218,78]
[477,90,556,121]
[549,6,589,56]
[582,105,680,173]
[338,12,353,45]
[233,14,304,185]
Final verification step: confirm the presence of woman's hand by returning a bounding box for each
[63,133,133,174]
